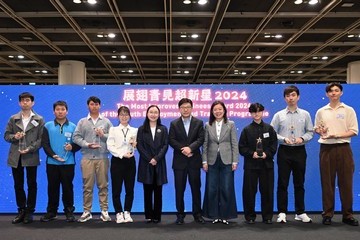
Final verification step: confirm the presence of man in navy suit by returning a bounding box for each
[169,98,205,225]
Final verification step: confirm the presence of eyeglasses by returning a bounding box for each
[180,106,192,110]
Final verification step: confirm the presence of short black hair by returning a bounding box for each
[325,82,343,92]
[178,98,193,108]
[53,100,68,111]
[283,85,299,97]
[87,96,101,105]
[249,103,264,113]
[18,92,34,102]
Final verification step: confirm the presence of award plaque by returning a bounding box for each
[256,137,263,157]
[128,136,135,153]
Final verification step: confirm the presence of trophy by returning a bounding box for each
[256,137,263,157]
[92,128,102,148]
[318,120,329,137]
[290,125,296,144]
[128,136,135,154]
[18,132,27,152]
[61,137,71,160]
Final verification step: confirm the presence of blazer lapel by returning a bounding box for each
[208,123,218,142]
[219,122,229,142]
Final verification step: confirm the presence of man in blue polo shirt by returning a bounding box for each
[40,100,80,222]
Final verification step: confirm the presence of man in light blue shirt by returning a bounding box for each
[271,85,313,223]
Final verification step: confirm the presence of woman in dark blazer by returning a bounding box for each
[202,101,239,224]
[137,105,169,223]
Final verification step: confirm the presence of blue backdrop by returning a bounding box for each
[0,84,359,213]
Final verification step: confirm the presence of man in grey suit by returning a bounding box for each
[4,92,44,224]
[169,98,205,225]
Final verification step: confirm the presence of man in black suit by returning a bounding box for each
[169,98,205,225]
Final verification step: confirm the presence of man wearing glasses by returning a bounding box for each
[169,98,205,225]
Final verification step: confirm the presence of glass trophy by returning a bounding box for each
[92,128,102,148]
[319,120,329,137]
[18,132,27,152]
[61,138,71,160]
[128,136,135,154]
[256,137,263,157]
[290,125,296,143]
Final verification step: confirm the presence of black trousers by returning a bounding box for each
[143,171,163,220]
[46,164,75,214]
[243,168,274,221]
[174,168,202,218]
[277,145,307,214]
[110,156,136,213]
[12,158,37,213]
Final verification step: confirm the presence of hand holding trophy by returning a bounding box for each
[256,137,263,158]
[318,120,329,138]
[18,132,28,153]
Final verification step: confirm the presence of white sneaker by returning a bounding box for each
[116,212,125,224]
[100,210,111,222]
[295,213,312,223]
[124,211,133,223]
[78,211,92,222]
[277,213,287,223]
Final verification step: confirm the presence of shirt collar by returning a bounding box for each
[87,113,103,120]
[286,107,299,114]
[182,116,192,123]
[54,118,69,126]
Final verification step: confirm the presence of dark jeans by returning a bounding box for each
[111,156,136,213]
[143,172,163,220]
[12,158,37,213]
[46,164,75,214]
[277,145,307,214]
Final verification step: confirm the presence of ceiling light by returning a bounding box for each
[186,56,193,60]
[255,55,261,59]
[18,55,25,59]
[97,34,104,38]
[184,70,190,74]
[312,56,319,59]
[191,34,199,38]
[73,0,81,3]
[341,3,355,7]
[290,71,295,73]
[178,56,183,60]
[308,0,319,5]
[246,56,252,59]
[347,34,355,38]
[281,81,286,84]
[180,33,187,38]
[35,70,40,73]
[120,55,126,59]
[8,55,14,58]
[274,34,283,38]
[176,70,181,73]
[108,33,116,38]
[264,35,271,38]
[111,55,117,59]
[42,70,48,74]
[88,0,97,4]
[183,0,191,4]
[241,72,247,75]
[128,70,134,73]
[321,56,329,60]
[294,0,303,4]
[297,70,303,74]
[198,0,208,5]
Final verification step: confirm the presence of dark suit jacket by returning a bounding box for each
[137,124,169,185]
[169,116,205,170]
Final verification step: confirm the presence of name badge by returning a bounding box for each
[263,132,270,138]
[31,120,39,127]
[64,132,72,138]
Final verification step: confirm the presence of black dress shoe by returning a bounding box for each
[176,216,184,225]
[40,212,57,222]
[263,219,273,224]
[322,217,332,225]
[342,217,359,226]
[12,210,25,224]
[246,219,255,224]
[194,216,205,224]
[23,213,33,224]
[146,219,153,223]
[153,219,161,224]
